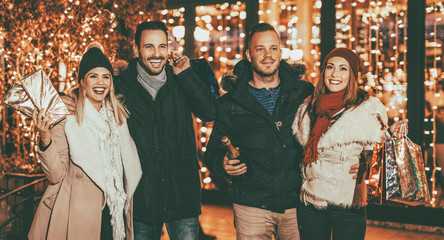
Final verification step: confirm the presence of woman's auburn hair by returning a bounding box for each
[68,76,129,126]
[305,65,369,121]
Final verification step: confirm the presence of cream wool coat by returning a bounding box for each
[292,97,387,208]
[28,114,142,240]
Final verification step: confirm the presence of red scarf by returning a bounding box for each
[303,90,346,165]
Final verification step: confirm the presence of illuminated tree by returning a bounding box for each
[0,0,165,173]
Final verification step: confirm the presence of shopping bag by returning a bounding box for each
[366,118,431,206]
[385,138,406,200]
[2,69,69,127]
[405,137,430,203]
[386,130,431,205]
[366,141,385,204]
[2,80,35,117]
[366,115,387,204]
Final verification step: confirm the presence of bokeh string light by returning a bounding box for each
[194,2,246,78]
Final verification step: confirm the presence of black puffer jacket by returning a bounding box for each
[204,59,314,213]
[116,59,216,224]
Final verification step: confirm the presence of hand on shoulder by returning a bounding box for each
[61,95,75,115]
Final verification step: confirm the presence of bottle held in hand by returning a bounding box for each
[222,136,248,177]
[222,136,240,160]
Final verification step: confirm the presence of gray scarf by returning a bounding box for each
[136,62,167,99]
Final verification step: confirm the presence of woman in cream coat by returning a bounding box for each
[28,44,142,240]
[292,48,388,240]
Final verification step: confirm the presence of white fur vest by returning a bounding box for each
[292,96,387,208]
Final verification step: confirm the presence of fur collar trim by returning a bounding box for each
[292,97,387,150]
[220,59,307,92]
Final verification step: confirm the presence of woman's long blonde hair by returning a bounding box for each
[68,74,128,126]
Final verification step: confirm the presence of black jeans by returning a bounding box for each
[101,204,113,240]
[297,203,366,240]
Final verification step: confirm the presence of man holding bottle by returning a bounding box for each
[204,23,313,239]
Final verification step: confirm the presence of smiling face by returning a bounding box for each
[246,30,281,78]
[137,29,169,77]
[82,67,112,111]
[324,56,350,93]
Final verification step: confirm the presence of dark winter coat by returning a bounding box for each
[115,59,216,224]
[204,59,314,213]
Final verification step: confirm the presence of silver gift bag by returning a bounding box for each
[2,81,35,117]
[2,69,69,127]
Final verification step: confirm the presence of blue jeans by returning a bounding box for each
[134,216,199,240]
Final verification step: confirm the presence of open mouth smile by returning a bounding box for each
[93,87,107,94]
[148,59,163,67]
[328,79,342,85]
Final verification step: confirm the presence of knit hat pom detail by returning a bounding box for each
[86,41,105,53]
[78,42,113,82]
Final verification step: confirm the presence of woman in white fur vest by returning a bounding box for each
[28,44,142,240]
[292,48,388,240]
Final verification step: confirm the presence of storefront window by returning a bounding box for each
[334,1,408,122]
[425,1,444,208]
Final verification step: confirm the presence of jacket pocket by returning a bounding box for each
[42,182,63,210]
[43,193,57,210]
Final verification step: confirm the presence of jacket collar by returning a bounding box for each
[231,59,303,93]
[227,59,305,120]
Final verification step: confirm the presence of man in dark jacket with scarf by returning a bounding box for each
[204,23,314,239]
[116,21,216,240]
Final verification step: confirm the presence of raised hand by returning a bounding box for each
[169,51,191,75]
[32,109,52,147]
[390,119,408,137]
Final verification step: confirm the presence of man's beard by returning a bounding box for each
[252,60,278,78]
[139,56,166,77]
